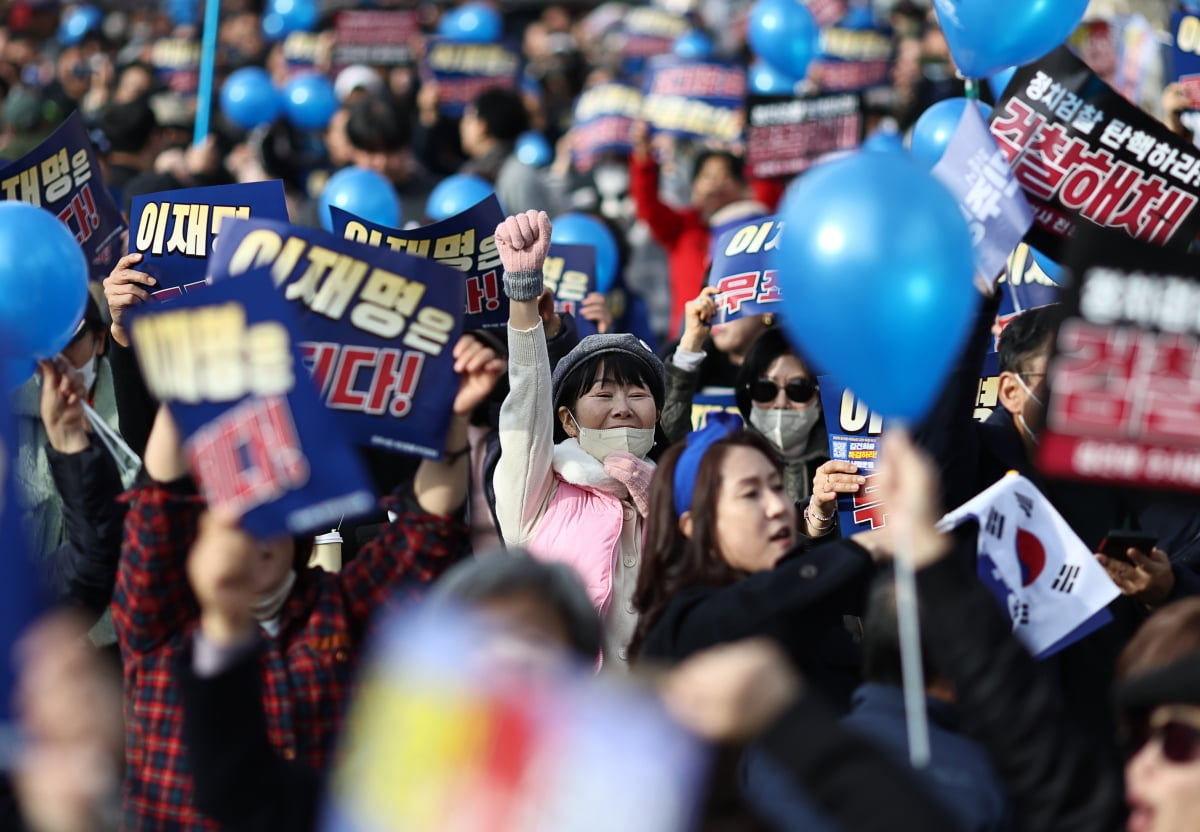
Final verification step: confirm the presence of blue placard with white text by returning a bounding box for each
[706,216,785,324]
[1173,12,1200,110]
[0,111,126,280]
[130,180,289,297]
[330,195,507,330]
[818,375,886,536]
[545,243,597,339]
[208,218,466,460]
[422,37,521,118]
[641,56,745,144]
[127,269,376,539]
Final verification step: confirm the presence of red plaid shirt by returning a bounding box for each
[111,482,468,831]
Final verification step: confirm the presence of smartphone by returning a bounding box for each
[1099,530,1158,564]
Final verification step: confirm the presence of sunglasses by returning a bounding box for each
[749,378,817,405]
[1129,719,1200,763]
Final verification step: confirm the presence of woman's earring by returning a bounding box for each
[762,314,775,327]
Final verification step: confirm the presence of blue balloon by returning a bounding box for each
[59,6,103,45]
[748,0,819,81]
[267,0,318,35]
[425,174,494,222]
[167,0,199,25]
[909,98,993,170]
[749,59,798,96]
[261,12,287,41]
[438,2,502,43]
[772,140,979,423]
[319,167,400,231]
[282,74,338,131]
[988,66,1017,100]
[551,213,619,294]
[932,0,1089,79]
[0,203,88,361]
[220,67,281,130]
[839,3,876,30]
[674,31,714,61]
[515,131,553,168]
[4,359,35,393]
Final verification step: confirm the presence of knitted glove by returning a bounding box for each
[495,210,553,301]
[604,451,655,517]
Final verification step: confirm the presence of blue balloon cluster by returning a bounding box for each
[773,134,979,423]
[426,175,494,222]
[748,0,818,84]
[438,2,502,43]
[0,203,89,362]
[909,98,993,170]
[319,167,401,231]
[59,6,103,45]
[933,0,1089,78]
[551,213,619,294]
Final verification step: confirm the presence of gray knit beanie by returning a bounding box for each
[550,333,666,409]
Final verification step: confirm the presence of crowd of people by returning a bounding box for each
[4,0,1200,831]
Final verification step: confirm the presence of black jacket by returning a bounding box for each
[179,641,318,832]
[107,339,158,459]
[918,555,1125,832]
[44,439,126,616]
[641,539,873,709]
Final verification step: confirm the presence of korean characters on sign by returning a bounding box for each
[819,378,887,535]
[707,217,785,324]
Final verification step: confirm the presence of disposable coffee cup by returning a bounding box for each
[311,530,343,573]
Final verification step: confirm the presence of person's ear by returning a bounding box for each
[997,371,1025,417]
[557,406,578,437]
[678,510,694,540]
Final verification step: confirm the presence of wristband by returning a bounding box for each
[502,269,544,301]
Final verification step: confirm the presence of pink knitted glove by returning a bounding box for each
[604,451,655,517]
[495,210,553,300]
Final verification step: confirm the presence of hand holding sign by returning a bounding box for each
[808,459,866,531]
[103,252,156,347]
[187,510,259,646]
[680,286,718,353]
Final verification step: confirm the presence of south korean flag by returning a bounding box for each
[939,473,1120,659]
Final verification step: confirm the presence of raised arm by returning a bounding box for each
[661,287,718,442]
[494,210,560,546]
[111,405,202,659]
[629,120,686,245]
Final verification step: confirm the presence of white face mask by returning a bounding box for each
[570,413,655,461]
[749,405,820,451]
[59,349,98,396]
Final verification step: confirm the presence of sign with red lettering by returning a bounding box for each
[746,92,865,179]
[208,218,466,461]
[990,46,1200,258]
[571,82,642,173]
[329,194,507,330]
[422,38,521,119]
[819,376,886,536]
[706,215,785,324]
[0,111,126,280]
[127,269,375,537]
[544,243,597,338]
[641,57,745,143]
[1039,223,1200,493]
[812,24,893,92]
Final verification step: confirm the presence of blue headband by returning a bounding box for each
[673,412,744,517]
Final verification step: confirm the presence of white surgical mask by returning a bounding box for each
[570,413,655,461]
[58,350,98,396]
[750,405,820,452]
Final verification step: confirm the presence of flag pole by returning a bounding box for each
[193,0,221,146]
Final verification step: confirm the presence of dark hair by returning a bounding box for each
[430,549,603,661]
[553,352,665,443]
[691,149,744,185]
[471,87,529,143]
[97,97,157,154]
[629,429,782,660]
[346,94,411,153]
[292,537,315,571]
[998,305,1060,374]
[1117,598,1200,682]
[733,327,807,419]
[861,571,936,687]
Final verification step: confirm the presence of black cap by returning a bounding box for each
[1116,652,1200,711]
